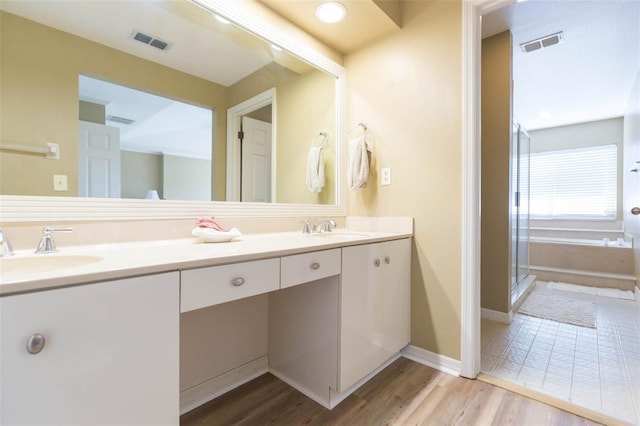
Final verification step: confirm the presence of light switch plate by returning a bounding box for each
[381,168,391,186]
[53,174,68,191]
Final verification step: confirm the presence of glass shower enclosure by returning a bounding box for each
[511,122,530,295]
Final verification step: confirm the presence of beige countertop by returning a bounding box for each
[0,229,412,296]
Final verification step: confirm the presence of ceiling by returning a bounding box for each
[259,0,401,54]
[0,0,287,87]
[483,0,640,131]
[5,0,637,143]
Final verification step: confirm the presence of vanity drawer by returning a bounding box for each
[280,248,341,289]
[180,258,280,312]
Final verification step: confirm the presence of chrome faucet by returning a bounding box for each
[313,219,337,233]
[0,230,15,257]
[299,220,311,234]
[35,226,73,254]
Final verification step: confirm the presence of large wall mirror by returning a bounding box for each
[0,0,345,221]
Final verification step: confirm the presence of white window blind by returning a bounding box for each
[529,144,617,218]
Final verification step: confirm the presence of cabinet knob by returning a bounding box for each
[384,256,391,264]
[26,333,45,354]
[231,277,245,287]
[374,259,381,267]
[310,262,320,270]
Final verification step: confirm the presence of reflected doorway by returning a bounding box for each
[78,75,213,201]
[226,88,276,202]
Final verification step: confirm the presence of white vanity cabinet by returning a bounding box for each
[339,238,411,391]
[269,240,410,408]
[0,273,180,426]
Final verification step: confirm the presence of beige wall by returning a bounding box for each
[121,151,163,200]
[529,117,625,219]
[0,11,228,199]
[623,71,640,287]
[480,31,513,314]
[163,154,211,201]
[79,101,105,125]
[276,69,336,204]
[345,1,462,359]
[230,65,336,205]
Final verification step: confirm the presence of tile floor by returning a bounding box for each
[481,282,640,424]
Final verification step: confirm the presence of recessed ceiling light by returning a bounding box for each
[315,2,346,24]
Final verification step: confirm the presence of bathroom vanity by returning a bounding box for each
[0,226,411,425]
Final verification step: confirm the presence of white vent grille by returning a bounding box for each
[107,115,135,125]
[129,30,171,51]
[520,31,564,53]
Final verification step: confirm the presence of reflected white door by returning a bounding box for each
[78,121,121,198]
[241,116,272,202]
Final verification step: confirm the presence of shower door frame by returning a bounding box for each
[511,122,531,298]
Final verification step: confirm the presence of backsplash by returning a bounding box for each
[0,217,347,251]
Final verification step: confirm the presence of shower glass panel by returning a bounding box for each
[511,122,530,293]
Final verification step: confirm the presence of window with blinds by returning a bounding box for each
[529,144,617,218]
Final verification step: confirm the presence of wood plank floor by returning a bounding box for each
[181,358,602,425]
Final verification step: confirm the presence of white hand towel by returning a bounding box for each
[348,136,370,190]
[306,146,325,193]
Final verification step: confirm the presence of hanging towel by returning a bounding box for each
[306,146,325,193]
[348,136,370,189]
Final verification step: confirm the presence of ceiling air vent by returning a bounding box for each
[129,30,171,52]
[520,31,564,53]
[107,115,135,125]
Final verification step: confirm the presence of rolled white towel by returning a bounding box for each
[306,146,325,193]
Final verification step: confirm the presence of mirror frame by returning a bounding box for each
[0,0,346,223]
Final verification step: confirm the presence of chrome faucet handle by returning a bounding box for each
[0,230,15,257]
[299,220,311,234]
[35,226,73,254]
[323,219,337,232]
[313,219,336,233]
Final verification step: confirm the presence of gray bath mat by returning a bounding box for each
[518,291,596,328]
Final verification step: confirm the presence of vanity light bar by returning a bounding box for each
[129,30,171,52]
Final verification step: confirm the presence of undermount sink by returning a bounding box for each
[0,255,103,275]
[309,231,370,239]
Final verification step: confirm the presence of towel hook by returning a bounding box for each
[348,122,369,138]
[313,132,329,147]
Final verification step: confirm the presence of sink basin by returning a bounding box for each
[309,231,370,239]
[0,255,103,275]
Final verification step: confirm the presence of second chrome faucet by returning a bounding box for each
[35,227,73,254]
[300,219,336,234]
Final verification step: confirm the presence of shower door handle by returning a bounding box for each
[632,207,640,216]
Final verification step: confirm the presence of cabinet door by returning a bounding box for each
[378,239,411,360]
[0,273,179,425]
[339,239,410,391]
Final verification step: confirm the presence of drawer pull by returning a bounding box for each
[310,262,320,270]
[385,256,391,264]
[374,258,381,267]
[26,334,45,354]
[231,277,246,287]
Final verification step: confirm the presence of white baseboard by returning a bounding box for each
[180,346,466,414]
[328,353,401,409]
[481,307,512,324]
[269,368,332,409]
[271,352,403,410]
[401,345,461,377]
[180,356,268,415]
